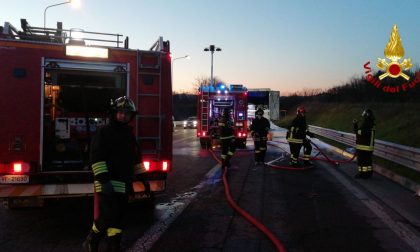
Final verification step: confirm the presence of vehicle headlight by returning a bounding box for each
[235,122,243,126]
[193,121,197,124]
[183,121,187,125]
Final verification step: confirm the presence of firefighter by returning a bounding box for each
[83,96,147,252]
[353,109,376,178]
[286,106,315,167]
[250,108,270,165]
[219,108,236,169]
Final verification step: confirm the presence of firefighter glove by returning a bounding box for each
[101,181,115,195]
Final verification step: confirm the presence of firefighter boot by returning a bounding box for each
[254,152,261,165]
[105,233,122,252]
[82,230,101,252]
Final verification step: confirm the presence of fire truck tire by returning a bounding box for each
[236,140,246,149]
[200,138,210,149]
[143,192,155,221]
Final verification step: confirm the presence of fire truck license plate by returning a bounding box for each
[0,175,29,184]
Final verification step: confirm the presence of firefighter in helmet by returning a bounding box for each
[353,108,376,178]
[219,108,236,169]
[250,108,270,165]
[286,106,314,167]
[83,96,147,252]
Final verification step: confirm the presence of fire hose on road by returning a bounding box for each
[208,149,287,252]
[267,139,357,170]
[206,137,356,252]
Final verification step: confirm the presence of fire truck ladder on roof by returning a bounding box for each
[200,86,210,133]
[137,50,163,158]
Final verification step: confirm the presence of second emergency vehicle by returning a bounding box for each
[197,84,248,148]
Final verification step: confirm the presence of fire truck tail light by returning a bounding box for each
[162,161,169,171]
[13,163,22,173]
[10,162,30,174]
[202,131,206,136]
[237,132,246,137]
[143,161,150,171]
[197,132,201,136]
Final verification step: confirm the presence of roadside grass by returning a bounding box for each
[278,102,420,148]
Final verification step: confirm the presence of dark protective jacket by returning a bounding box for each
[90,120,139,193]
[250,117,270,136]
[287,114,313,143]
[354,118,375,151]
[218,116,234,139]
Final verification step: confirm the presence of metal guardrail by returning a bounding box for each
[309,125,420,173]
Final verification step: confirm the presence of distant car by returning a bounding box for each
[183,116,198,129]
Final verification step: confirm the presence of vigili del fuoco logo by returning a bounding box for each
[363,24,419,93]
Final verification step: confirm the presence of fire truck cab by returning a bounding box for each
[0,19,172,208]
[197,83,248,149]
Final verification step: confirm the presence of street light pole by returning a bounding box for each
[204,45,222,87]
[44,0,71,29]
[171,55,190,83]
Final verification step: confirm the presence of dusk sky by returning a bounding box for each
[2,0,419,94]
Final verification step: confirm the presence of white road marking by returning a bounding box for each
[127,163,222,252]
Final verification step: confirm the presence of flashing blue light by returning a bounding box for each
[220,84,225,90]
[239,112,244,116]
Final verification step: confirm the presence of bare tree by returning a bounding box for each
[192,75,226,92]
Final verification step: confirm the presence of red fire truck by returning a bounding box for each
[0,19,172,208]
[197,83,248,148]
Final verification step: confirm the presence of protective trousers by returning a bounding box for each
[253,136,267,162]
[289,142,301,166]
[85,192,128,252]
[289,140,312,166]
[302,139,312,162]
[221,138,236,168]
[357,150,373,178]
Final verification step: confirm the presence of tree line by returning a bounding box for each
[280,69,420,110]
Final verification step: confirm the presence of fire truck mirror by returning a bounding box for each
[13,68,26,78]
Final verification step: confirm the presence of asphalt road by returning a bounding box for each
[1,126,419,252]
[150,127,420,252]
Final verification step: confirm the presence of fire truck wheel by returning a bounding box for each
[236,140,246,149]
[200,139,209,149]
[143,192,155,221]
